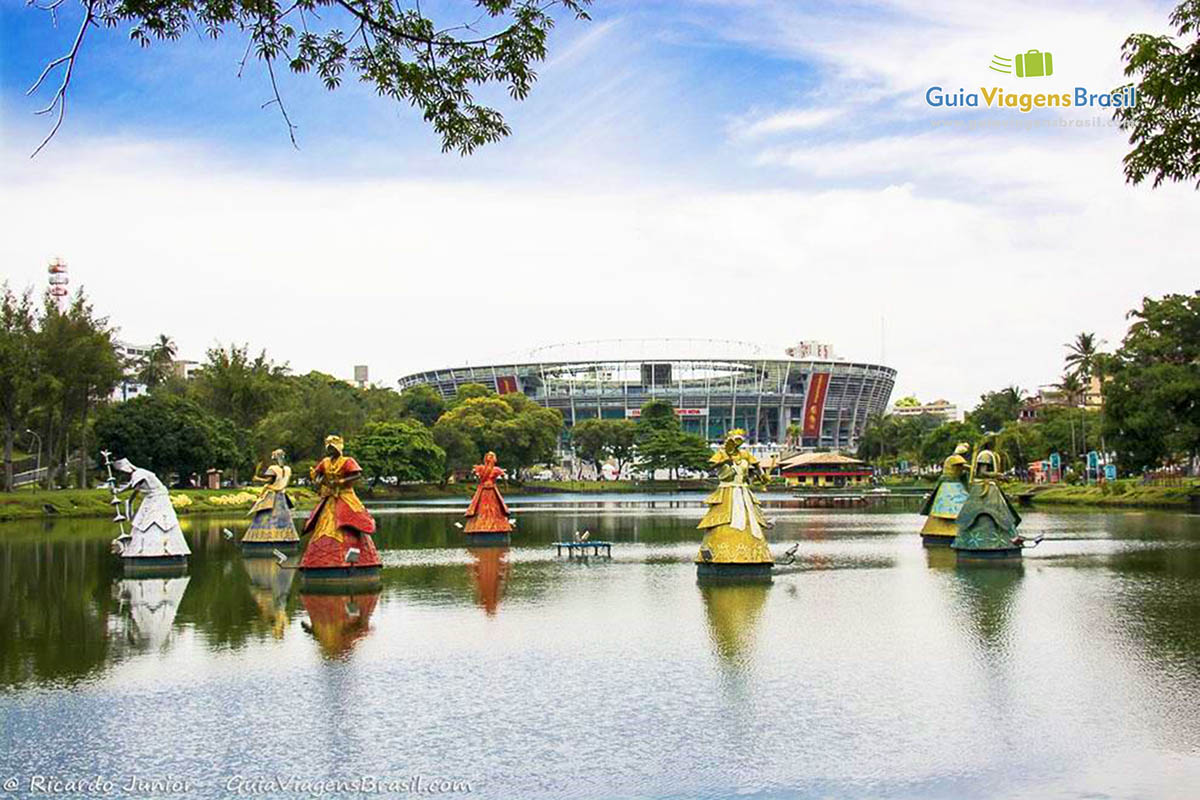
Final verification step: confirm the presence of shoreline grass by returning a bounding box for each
[2,477,1195,521]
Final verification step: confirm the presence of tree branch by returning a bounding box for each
[27,0,95,158]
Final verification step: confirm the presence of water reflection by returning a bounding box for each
[112,574,191,649]
[467,547,509,616]
[241,557,296,639]
[300,589,380,659]
[699,582,771,665]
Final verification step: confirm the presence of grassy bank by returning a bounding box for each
[0,487,320,522]
[4,477,1195,521]
[1011,479,1199,509]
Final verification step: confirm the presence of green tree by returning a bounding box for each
[0,286,36,491]
[1064,332,1102,380]
[431,419,479,482]
[26,0,591,156]
[571,418,611,477]
[632,400,714,478]
[919,421,980,468]
[432,391,562,478]
[397,384,446,427]
[94,394,241,483]
[569,418,637,478]
[1115,1,1200,187]
[893,396,920,408]
[350,419,444,487]
[253,371,368,464]
[968,385,1025,432]
[996,420,1045,473]
[1103,291,1200,469]
[192,344,289,430]
[450,382,497,407]
[361,385,406,424]
[137,333,177,389]
[33,291,122,488]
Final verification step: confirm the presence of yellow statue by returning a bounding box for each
[918,441,971,545]
[696,430,774,577]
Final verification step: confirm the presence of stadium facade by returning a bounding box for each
[397,339,896,450]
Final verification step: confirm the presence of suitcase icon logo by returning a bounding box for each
[989,50,1053,78]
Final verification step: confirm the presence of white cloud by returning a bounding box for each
[731,108,845,138]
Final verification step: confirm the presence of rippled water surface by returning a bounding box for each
[2,497,1199,799]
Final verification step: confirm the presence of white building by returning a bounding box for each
[890,398,962,423]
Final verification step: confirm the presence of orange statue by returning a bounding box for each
[463,451,512,537]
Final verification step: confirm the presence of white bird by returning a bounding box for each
[273,549,288,565]
[222,528,234,540]
[454,521,464,529]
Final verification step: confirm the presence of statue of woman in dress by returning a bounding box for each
[298,435,381,576]
[918,441,971,545]
[242,448,300,552]
[953,435,1024,556]
[110,458,191,566]
[695,429,774,575]
[463,451,513,535]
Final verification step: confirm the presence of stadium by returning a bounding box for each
[398,339,897,450]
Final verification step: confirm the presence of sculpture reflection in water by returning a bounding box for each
[468,546,510,616]
[699,582,771,666]
[300,589,381,659]
[241,556,296,639]
[113,574,192,649]
[927,546,1025,651]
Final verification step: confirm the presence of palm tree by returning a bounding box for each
[1055,372,1083,406]
[137,334,177,389]
[1064,332,1100,380]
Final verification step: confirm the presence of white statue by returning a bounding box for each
[110,458,191,562]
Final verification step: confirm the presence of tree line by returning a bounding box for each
[1,282,722,490]
[857,291,1200,477]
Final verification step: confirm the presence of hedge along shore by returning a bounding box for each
[1010,479,1199,510]
[0,487,320,522]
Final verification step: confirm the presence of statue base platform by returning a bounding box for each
[696,562,773,582]
[298,565,381,589]
[122,555,188,576]
[953,547,1022,560]
[242,540,299,557]
[465,532,511,546]
[920,533,956,547]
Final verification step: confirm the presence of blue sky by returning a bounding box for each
[1,0,1195,410]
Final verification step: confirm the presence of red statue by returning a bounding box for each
[464,451,512,535]
[299,434,381,576]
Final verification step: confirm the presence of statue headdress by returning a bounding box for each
[324,435,345,456]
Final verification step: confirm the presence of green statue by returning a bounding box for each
[951,435,1024,558]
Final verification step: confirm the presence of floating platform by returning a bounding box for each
[554,541,613,559]
[952,547,1022,560]
[696,562,773,582]
[122,555,188,576]
[465,532,511,546]
[297,565,382,589]
[241,540,299,557]
[920,534,956,547]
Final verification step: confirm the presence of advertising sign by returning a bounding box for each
[802,372,830,438]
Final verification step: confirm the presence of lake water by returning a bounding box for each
[2,496,1199,799]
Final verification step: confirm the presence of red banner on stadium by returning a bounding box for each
[495,375,518,395]
[802,373,830,438]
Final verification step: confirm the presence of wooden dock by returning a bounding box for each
[554,541,613,559]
